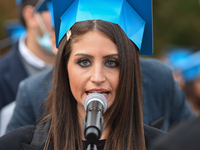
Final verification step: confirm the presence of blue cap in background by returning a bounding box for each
[52,0,153,55]
[173,51,200,82]
[0,20,26,49]
[16,0,22,5]
[165,49,192,68]
[4,20,26,43]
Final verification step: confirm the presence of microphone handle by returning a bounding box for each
[83,101,104,143]
[87,144,97,150]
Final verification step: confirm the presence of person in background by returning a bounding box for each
[0,0,57,136]
[160,45,196,89]
[150,114,200,150]
[0,0,166,149]
[163,48,200,115]
[149,2,200,149]
[174,51,200,115]
[0,0,55,110]
[5,0,194,134]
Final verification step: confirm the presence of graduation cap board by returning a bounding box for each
[53,0,153,55]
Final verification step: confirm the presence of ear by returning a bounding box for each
[22,5,39,29]
[50,29,58,54]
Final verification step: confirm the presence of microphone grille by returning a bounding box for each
[84,93,108,113]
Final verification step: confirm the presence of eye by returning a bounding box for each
[105,59,119,68]
[77,58,92,67]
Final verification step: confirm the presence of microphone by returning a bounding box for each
[83,93,108,146]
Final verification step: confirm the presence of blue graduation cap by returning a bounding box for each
[4,20,26,43]
[165,49,192,69]
[174,51,200,82]
[0,20,26,49]
[52,0,153,55]
[16,0,22,5]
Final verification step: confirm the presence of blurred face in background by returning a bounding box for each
[172,70,185,89]
[193,77,200,99]
[183,76,200,115]
[34,11,52,36]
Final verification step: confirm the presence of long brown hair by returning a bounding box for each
[44,20,145,150]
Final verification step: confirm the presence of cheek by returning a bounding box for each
[111,70,120,91]
[68,67,81,93]
[105,67,120,88]
[67,63,86,105]
[108,71,120,105]
[112,76,119,92]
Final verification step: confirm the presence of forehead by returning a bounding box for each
[70,31,118,54]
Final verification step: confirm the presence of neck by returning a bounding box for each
[25,29,55,65]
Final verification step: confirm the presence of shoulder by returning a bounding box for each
[144,124,167,149]
[139,57,175,89]
[21,67,53,85]
[0,43,19,65]
[0,43,24,82]
[140,57,172,76]
[0,125,35,149]
[19,67,53,90]
[150,116,200,150]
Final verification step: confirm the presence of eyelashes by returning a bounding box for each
[77,58,119,68]
[77,58,92,67]
[105,59,119,68]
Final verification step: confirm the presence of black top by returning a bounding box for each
[83,140,105,150]
[0,124,166,150]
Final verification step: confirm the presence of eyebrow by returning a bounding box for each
[74,53,118,58]
[103,54,118,58]
[74,53,94,58]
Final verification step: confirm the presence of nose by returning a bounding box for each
[90,65,106,84]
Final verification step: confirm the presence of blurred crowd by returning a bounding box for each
[161,46,200,115]
[0,0,200,150]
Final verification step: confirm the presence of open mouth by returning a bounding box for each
[86,91,109,96]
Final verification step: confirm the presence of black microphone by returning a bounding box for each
[83,93,108,146]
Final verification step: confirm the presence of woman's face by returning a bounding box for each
[67,31,120,112]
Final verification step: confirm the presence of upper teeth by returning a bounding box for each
[87,91,108,96]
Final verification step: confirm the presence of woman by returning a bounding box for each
[1,0,166,149]
[47,20,146,150]
[0,19,165,150]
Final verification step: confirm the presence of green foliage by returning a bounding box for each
[153,0,200,57]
